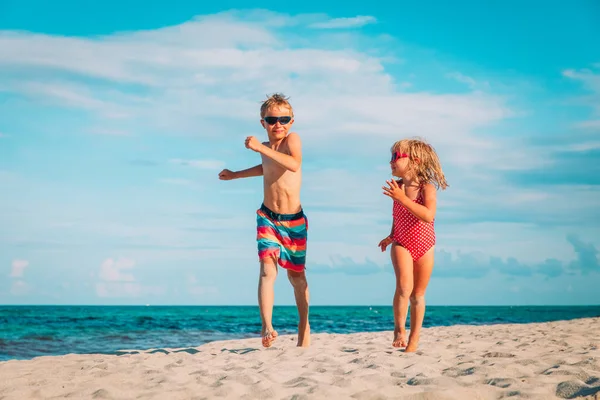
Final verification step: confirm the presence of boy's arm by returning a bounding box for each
[247,133,302,172]
[235,164,264,178]
[218,164,263,180]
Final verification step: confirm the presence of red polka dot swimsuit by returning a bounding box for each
[392,181,435,261]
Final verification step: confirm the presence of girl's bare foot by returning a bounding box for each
[405,334,419,352]
[392,327,407,348]
[262,329,278,347]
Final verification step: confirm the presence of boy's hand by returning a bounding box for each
[245,136,263,152]
[218,169,237,180]
[383,180,407,203]
[378,236,393,252]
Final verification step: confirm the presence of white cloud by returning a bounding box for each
[447,72,476,88]
[96,257,168,298]
[309,16,377,29]
[563,65,600,126]
[98,257,135,281]
[446,72,492,91]
[562,67,600,92]
[575,120,600,130]
[563,141,600,152]
[7,81,135,119]
[170,158,225,170]
[10,259,28,277]
[0,14,277,85]
[480,144,554,171]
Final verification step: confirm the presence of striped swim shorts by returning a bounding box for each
[256,203,308,272]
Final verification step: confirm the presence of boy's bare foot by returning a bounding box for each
[297,323,310,347]
[392,327,407,348]
[262,329,278,348]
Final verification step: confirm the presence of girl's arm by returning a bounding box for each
[378,222,395,251]
[398,183,437,223]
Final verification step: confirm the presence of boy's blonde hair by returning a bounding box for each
[391,138,449,190]
[260,93,294,118]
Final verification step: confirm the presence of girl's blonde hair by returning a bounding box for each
[391,138,448,190]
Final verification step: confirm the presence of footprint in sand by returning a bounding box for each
[341,347,358,353]
[485,377,516,388]
[483,351,516,358]
[148,349,169,355]
[284,376,318,388]
[406,376,436,386]
[555,380,600,399]
[543,365,598,384]
[220,347,259,355]
[173,348,199,355]
[499,390,523,398]
[442,366,479,378]
[92,389,110,399]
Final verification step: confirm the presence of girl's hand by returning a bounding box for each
[378,236,393,252]
[383,179,407,203]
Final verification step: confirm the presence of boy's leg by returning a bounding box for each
[287,269,310,347]
[258,258,278,347]
[406,247,435,352]
[391,243,414,348]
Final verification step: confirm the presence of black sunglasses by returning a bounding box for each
[263,116,292,125]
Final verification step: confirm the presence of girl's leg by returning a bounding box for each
[391,243,414,347]
[406,247,435,352]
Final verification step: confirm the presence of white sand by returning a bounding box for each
[1,317,599,400]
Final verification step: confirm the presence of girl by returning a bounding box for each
[378,138,448,352]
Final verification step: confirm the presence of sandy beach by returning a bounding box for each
[1,317,598,400]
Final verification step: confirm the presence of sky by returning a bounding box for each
[0,0,599,306]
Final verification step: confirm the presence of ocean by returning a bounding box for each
[1,305,599,361]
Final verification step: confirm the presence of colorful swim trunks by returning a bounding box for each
[256,204,308,272]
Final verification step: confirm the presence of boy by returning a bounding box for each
[218,93,310,348]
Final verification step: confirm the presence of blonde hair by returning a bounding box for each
[391,138,449,190]
[260,93,294,118]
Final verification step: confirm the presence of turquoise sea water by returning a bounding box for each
[1,305,599,361]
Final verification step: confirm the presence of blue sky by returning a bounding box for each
[1,0,599,305]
